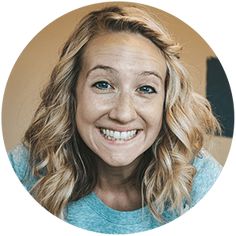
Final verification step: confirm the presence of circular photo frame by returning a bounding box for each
[1,1,234,235]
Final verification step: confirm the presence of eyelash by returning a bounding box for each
[92,81,113,90]
[92,81,157,94]
[136,85,157,94]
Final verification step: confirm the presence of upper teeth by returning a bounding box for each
[100,128,137,141]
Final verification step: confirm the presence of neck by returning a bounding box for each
[95,156,142,191]
[79,140,151,210]
[94,156,144,211]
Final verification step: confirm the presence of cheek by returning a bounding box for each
[76,92,110,125]
[149,111,163,134]
[76,100,96,125]
[141,100,164,136]
[143,99,164,121]
[76,88,93,125]
[147,112,163,146]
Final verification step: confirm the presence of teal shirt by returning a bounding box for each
[8,144,222,234]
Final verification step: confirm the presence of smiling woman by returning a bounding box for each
[6,3,224,234]
[76,32,166,168]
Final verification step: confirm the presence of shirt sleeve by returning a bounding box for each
[190,149,222,207]
[8,144,34,190]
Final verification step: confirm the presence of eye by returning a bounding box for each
[137,85,157,94]
[92,81,113,90]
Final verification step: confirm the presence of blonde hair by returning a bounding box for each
[23,5,220,221]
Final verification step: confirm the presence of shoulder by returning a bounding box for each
[8,144,33,188]
[192,149,222,179]
[190,149,222,206]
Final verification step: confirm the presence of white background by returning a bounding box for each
[0,0,235,235]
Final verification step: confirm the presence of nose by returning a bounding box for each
[109,92,137,124]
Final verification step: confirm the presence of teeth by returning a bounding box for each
[100,128,138,141]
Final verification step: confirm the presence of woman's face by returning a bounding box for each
[76,32,167,167]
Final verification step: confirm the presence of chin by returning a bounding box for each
[103,154,141,167]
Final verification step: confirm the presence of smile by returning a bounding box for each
[99,128,139,141]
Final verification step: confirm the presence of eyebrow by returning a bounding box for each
[139,71,163,83]
[86,65,118,78]
[86,64,164,82]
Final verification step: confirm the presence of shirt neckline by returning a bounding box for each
[83,192,153,225]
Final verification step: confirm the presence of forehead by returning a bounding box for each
[81,32,167,78]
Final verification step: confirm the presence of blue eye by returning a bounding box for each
[137,85,157,94]
[93,81,113,90]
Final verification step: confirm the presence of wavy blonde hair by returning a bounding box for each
[23,5,220,221]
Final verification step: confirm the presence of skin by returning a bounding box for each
[76,32,167,210]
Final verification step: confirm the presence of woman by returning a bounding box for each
[8,5,222,234]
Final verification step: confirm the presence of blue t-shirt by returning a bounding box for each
[8,144,222,234]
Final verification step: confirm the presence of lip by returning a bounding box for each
[96,126,142,132]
